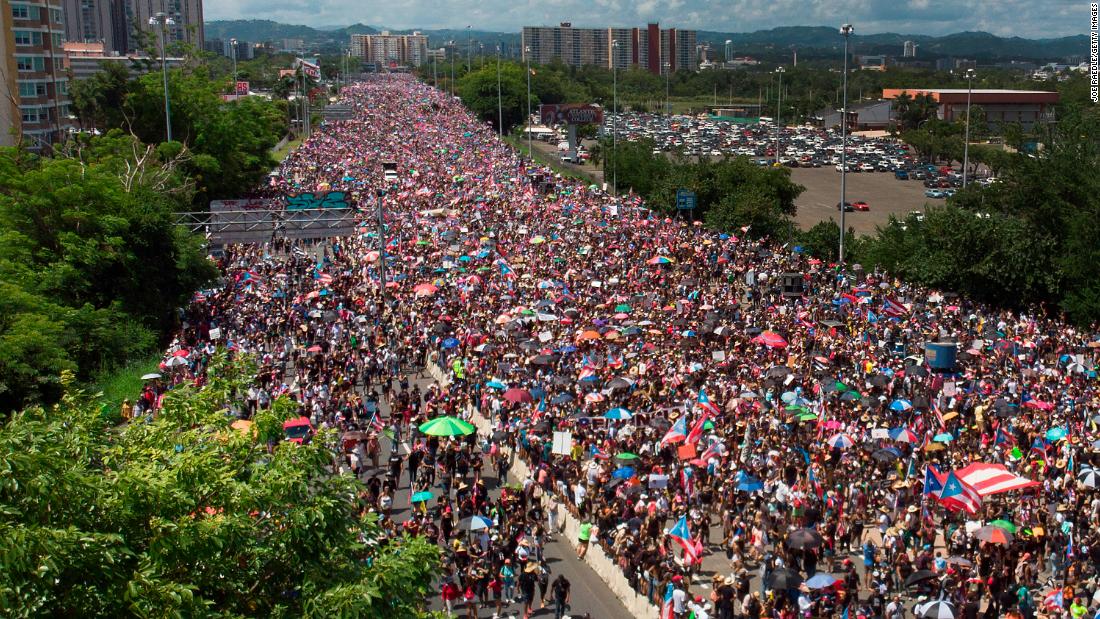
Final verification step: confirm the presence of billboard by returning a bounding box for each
[235,81,249,95]
[539,104,604,126]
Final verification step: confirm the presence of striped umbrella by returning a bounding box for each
[889,427,919,444]
[1077,466,1099,488]
[827,433,856,449]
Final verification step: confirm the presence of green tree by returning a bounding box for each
[458,62,534,133]
[0,356,441,617]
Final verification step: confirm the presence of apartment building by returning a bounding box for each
[522,22,698,74]
[350,31,429,67]
[1,0,73,149]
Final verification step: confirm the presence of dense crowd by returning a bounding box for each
[144,74,1100,619]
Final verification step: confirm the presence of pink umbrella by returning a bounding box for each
[822,420,844,430]
[753,331,788,348]
[307,345,322,353]
[413,283,438,297]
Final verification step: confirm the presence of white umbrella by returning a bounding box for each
[916,600,955,619]
[1078,466,1099,488]
[164,356,188,368]
[140,373,162,380]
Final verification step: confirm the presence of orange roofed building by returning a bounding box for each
[882,88,1058,129]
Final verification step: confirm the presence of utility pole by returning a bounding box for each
[839,24,854,264]
[612,39,619,195]
[149,12,175,142]
[962,68,975,188]
[526,45,532,155]
[496,44,503,137]
[775,66,784,166]
[376,189,387,305]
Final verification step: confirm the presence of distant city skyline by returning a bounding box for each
[205,0,1086,39]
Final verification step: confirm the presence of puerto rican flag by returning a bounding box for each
[882,296,909,317]
[685,412,709,446]
[936,471,982,514]
[607,352,624,369]
[368,411,385,432]
[661,415,689,447]
[667,515,701,562]
[661,584,676,619]
[923,464,946,497]
[696,387,720,416]
[591,445,611,460]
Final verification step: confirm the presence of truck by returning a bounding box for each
[382,161,398,184]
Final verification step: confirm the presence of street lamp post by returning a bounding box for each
[775,66,784,166]
[525,45,532,155]
[612,39,619,195]
[839,24,854,264]
[496,44,503,137]
[664,62,671,115]
[229,38,238,98]
[449,41,455,95]
[466,26,471,74]
[148,12,175,143]
[962,68,975,188]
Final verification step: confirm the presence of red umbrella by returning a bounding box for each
[974,525,1013,545]
[503,388,533,404]
[413,283,438,296]
[172,349,190,357]
[753,331,788,348]
[307,345,323,353]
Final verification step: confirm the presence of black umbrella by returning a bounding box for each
[787,528,824,550]
[840,391,861,402]
[872,448,902,463]
[518,340,541,351]
[531,354,560,365]
[550,393,574,404]
[607,377,634,390]
[767,568,803,590]
[904,569,938,588]
[766,366,791,378]
[870,375,890,387]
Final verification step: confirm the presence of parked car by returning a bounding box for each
[924,189,944,199]
[837,201,855,211]
[894,169,909,180]
[852,201,870,211]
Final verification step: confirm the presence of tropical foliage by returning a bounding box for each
[0,357,441,617]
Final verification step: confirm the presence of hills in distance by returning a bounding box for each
[205,20,1087,62]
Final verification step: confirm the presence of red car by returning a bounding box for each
[852,201,870,211]
[283,416,314,444]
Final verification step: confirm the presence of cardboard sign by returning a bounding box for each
[538,331,553,342]
[648,474,669,489]
[870,428,890,439]
[677,443,697,460]
[552,431,572,456]
[208,327,222,340]
[712,350,727,362]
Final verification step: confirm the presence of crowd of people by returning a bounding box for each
[146,74,1100,619]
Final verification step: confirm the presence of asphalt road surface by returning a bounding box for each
[370,374,637,619]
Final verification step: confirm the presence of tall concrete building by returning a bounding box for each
[522,22,698,74]
[350,31,428,66]
[60,0,127,52]
[903,40,918,57]
[1,0,73,149]
[117,0,204,54]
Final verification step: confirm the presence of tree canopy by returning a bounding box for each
[0,356,441,617]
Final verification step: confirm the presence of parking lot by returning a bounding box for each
[791,167,932,235]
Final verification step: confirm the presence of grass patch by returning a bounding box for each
[272,137,304,162]
[92,354,162,418]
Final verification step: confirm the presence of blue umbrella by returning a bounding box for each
[530,386,547,400]
[781,391,797,404]
[805,573,838,589]
[1046,427,1068,442]
[441,337,460,349]
[604,407,633,420]
[890,399,913,412]
[933,432,954,443]
[551,393,574,404]
[485,380,506,389]
[612,466,635,479]
[736,471,764,492]
[559,345,577,353]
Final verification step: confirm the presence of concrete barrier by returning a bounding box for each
[425,362,659,617]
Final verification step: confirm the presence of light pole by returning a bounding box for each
[449,40,455,95]
[839,24,853,264]
[466,26,471,74]
[496,44,503,137]
[525,45,532,155]
[775,66,784,166]
[229,38,238,98]
[663,62,671,115]
[148,12,175,143]
[962,68,975,188]
[612,39,619,195]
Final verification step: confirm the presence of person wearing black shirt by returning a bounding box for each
[549,574,571,619]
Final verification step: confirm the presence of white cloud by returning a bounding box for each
[204,0,1087,38]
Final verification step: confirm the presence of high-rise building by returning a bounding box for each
[521,22,698,74]
[117,0,204,54]
[1,0,74,150]
[903,40,918,57]
[60,0,127,52]
[350,31,429,66]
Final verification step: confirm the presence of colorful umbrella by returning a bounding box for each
[1046,427,1068,442]
[890,399,913,412]
[988,520,1018,534]
[827,433,856,449]
[503,388,533,404]
[647,256,674,265]
[974,525,1014,545]
[615,452,639,460]
[418,416,476,436]
[889,427,919,444]
[411,491,434,503]
[604,407,633,420]
[413,283,438,296]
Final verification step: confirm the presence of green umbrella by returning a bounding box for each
[616,452,639,460]
[411,491,434,503]
[798,412,818,422]
[703,420,715,431]
[614,304,632,313]
[835,381,849,392]
[989,520,1017,534]
[785,405,808,413]
[419,416,476,436]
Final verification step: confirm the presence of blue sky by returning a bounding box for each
[206,0,1086,38]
